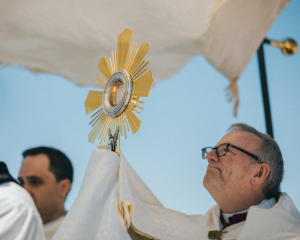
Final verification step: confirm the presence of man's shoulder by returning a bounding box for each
[239,193,300,239]
[0,182,45,240]
[0,182,42,222]
[0,181,36,208]
[202,194,300,239]
[250,192,300,219]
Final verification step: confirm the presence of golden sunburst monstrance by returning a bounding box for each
[84,28,153,154]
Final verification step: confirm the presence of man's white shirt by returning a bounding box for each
[44,214,66,240]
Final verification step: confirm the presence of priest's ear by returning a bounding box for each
[251,163,270,185]
[58,179,72,201]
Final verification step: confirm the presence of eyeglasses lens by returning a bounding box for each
[217,144,228,157]
[202,147,212,159]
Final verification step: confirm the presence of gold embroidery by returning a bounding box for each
[208,230,228,240]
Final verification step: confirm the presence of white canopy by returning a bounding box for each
[0,0,290,114]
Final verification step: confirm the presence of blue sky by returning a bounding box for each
[0,1,299,215]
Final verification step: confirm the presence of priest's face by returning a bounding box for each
[203,130,262,212]
[18,154,66,224]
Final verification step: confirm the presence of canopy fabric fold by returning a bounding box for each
[0,0,290,114]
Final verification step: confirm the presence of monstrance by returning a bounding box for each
[84,28,153,155]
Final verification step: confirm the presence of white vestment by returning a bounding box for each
[0,182,46,240]
[53,146,300,240]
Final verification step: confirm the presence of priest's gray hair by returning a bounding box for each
[228,123,284,199]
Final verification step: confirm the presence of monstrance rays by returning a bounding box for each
[84,29,153,154]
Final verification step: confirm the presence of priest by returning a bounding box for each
[53,123,300,240]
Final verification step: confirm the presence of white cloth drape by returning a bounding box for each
[53,146,300,240]
[0,0,290,115]
[0,182,45,240]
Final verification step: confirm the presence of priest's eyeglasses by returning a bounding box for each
[201,143,263,164]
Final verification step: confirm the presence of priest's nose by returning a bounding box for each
[206,149,219,162]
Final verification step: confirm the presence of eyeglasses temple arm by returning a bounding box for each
[229,145,263,163]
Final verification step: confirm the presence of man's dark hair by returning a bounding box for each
[22,146,73,184]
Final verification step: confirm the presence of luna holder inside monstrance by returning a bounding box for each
[85,28,152,155]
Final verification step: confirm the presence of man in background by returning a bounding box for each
[18,146,73,240]
[0,161,45,240]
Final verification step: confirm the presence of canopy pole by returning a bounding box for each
[257,42,274,139]
[257,37,298,139]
